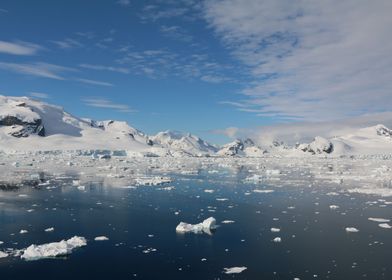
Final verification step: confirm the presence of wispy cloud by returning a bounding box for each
[117,0,130,6]
[0,40,42,55]
[160,25,193,42]
[0,62,75,79]
[79,63,129,74]
[204,0,392,121]
[51,38,83,49]
[83,97,136,113]
[76,78,113,87]
[29,92,50,99]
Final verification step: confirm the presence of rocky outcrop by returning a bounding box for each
[217,138,266,157]
[0,116,45,137]
[297,136,333,154]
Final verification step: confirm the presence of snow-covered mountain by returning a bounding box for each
[1,95,392,157]
[151,130,217,157]
[217,138,266,157]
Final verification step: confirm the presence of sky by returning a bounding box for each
[0,0,391,144]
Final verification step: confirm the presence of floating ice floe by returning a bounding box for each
[94,236,109,241]
[368,217,390,223]
[270,228,280,232]
[329,205,340,210]
[135,176,172,186]
[345,227,359,233]
[273,237,282,242]
[253,189,274,193]
[221,220,235,224]
[348,187,392,197]
[45,227,55,232]
[176,217,217,234]
[0,251,8,258]
[223,266,247,274]
[378,223,392,229]
[19,229,28,234]
[21,236,87,260]
[265,169,281,176]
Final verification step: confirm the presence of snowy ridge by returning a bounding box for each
[0,96,392,157]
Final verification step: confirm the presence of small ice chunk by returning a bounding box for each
[45,227,54,232]
[329,205,339,210]
[176,217,216,234]
[345,227,359,233]
[253,189,274,193]
[368,218,390,223]
[0,251,8,258]
[273,237,282,242]
[204,189,214,193]
[378,223,392,229]
[223,266,247,274]
[271,228,281,232]
[20,230,28,234]
[21,236,87,260]
[221,220,235,224]
[94,236,109,241]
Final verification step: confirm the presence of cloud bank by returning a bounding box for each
[204,0,392,121]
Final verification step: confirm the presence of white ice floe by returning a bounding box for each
[378,223,392,229]
[348,188,392,197]
[221,220,235,224]
[21,236,87,260]
[273,237,282,242]
[94,236,109,241]
[176,217,217,234]
[204,189,214,193]
[345,227,359,233]
[19,229,28,234]
[329,205,340,210]
[271,228,281,232]
[0,251,8,258]
[368,217,390,223]
[265,169,281,176]
[253,189,274,193]
[223,266,247,274]
[135,176,172,186]
[45,227,55,232]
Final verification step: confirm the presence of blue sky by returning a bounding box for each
[1,0,391,144]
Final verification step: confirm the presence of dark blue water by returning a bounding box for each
[0,170,391,279]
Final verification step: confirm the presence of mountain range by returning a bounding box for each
[1,95,391,157]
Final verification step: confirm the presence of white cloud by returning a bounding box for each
[0,40,42,55]
[83,97,136,113]
[51,38,82,49]
[204,0,392,121]
[219,112,392,145]
[76,78,113,87]
[0,62,74,79]
[117,0,130,6]
[29,92,50,99]
[79,64,129,74]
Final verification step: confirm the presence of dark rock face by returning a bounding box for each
[0,116,45,137]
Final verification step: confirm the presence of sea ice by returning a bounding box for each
[0,251,8,258]
[21,236,87,260]
[176,217,216,234]
[368,218,390,223]
[45,227,55,232]
[345,227,359,233]
[223,266,247,274]
[271,228,281,232]
[273,237,282,242]
[94,236,109,241]
[378,223,392,229]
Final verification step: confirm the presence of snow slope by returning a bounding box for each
[151,130,217,156]
[1,96,391,156]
